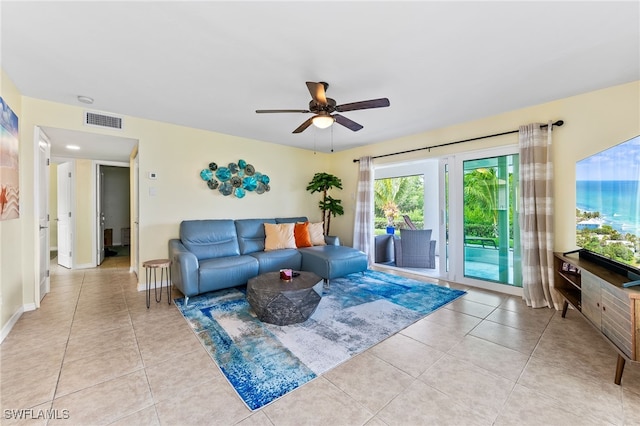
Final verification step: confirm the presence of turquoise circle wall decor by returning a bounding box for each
[242,176,257,191]
[215,167,231,182]
[200,159,271,198]
[230,176,242,188]
[219,182,233,196]
[200,169,213,181]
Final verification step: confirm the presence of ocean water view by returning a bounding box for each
[576,180,640,235]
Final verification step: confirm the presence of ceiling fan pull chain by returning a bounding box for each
[331,125,334,153]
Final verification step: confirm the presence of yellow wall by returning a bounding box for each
[75,160,93,267]
[331,81,640,251]
[0,70,23,328]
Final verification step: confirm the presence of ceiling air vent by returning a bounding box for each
[84,111,123,130]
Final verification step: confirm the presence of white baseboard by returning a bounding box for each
[0,305,25,343]
[74,263,95,270]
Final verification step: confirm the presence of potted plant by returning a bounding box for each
[306,172,344,236]
[383,202,399,234]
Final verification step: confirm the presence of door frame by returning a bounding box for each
[34,126,51,307]
[448,145,523,296]
[92,160,129,267]
[97,164,105,266]
[131,150,139,276]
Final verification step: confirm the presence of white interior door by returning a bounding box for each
[38,130,51,301]
[57,161,73,269]
[97,164,105,265]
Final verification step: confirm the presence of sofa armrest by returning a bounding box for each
[169,239,200,297]
[324,235,340,246]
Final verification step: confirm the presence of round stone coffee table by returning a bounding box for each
[246,271,323,326]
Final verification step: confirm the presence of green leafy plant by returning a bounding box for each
[306,172,344,235]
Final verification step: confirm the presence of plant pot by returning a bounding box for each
[386,226,395,235]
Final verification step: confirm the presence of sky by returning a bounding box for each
[576,135,640,181]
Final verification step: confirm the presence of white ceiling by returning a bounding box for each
[41,127,137,163]
[2,1,639,159]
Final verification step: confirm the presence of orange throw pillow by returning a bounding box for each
[294,222,312,248]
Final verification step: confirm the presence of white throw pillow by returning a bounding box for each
[264,223,296,251]
[308,222,326,246]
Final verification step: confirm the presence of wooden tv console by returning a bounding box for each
[554,252,640,385]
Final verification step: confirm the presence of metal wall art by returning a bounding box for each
[200,159,270,198]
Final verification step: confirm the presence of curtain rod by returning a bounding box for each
[352,120,564,163]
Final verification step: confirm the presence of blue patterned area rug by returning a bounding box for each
[175,270,466,410]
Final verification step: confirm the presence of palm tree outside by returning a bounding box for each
[374,175,424,235]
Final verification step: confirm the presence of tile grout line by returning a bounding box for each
[45,270,85,426]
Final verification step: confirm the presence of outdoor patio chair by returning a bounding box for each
[394,229,436,269]
[374,234,395,264]
[403,214,418,230]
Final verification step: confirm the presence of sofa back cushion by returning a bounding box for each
[180,220,240,260]
[275,217,308,224]
[235,218,276,254]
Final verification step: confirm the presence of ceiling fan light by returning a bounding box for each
[312,115,334,129]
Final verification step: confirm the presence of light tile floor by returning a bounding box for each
[2,255,640,425]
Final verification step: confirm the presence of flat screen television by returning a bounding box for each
[575,135,640,280]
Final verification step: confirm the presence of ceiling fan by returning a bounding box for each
[256,81,390,134]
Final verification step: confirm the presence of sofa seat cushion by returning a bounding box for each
[198,255,259,293]
[250,249,302,274]
[299,246,368,280]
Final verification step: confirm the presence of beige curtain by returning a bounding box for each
[519,122,559,309]
[353,156,373,264]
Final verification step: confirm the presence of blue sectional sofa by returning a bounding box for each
[168,217,368,304]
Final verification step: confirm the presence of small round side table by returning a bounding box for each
[143,259,172,308]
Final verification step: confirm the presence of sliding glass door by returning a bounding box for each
[441,145,522,292]
[461,153,521,287]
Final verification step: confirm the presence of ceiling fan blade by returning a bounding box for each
[256,109,310,113]
[336,98,390,112]
[306,82,328,105]
[334,114,363,132]
[292,117,314,133]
